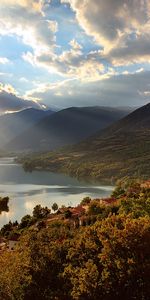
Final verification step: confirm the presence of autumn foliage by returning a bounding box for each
[0,180,150,300]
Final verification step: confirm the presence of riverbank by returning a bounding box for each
[0,157,113,228]
[17,151,149,186]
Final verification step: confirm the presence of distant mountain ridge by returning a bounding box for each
[21,103,150,182]
[6,106,131,152]
[0,108,54,149]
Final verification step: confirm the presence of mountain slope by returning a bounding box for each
[21,103,150,182]
[0,108,54,149]
[6,106,131,152]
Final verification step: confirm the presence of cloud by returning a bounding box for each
[0,83,46,113]
[19,77,29,83]
[108,32,150,66]
[1,0,43,13]
[0,1,105,81]
[24,40,105,81]
[62,0,150,65]
[69,39,82,50]
[0,57,9,64]
[21,0,150,78]
[0,0,57,56]
[1,0,150,110]
[25,70,150,108]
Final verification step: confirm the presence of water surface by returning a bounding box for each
[0,157,113,227]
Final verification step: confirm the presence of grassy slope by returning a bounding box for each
[20,103,150,183]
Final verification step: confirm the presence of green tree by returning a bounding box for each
[111,185,125,198]
[0,221,13,237]
[32,205,50,219]
[80,197,91,206]
[0,196,9,213]
[19,214,33,229]
[64,209,72,219]
[52,202,58,212]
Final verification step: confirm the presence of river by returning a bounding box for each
[0,157,114,228]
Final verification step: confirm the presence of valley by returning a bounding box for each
[19,103,150,183]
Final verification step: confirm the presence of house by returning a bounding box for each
[70,205,85,217]
[57,207,67,215]
[68,206,86,228]
[8,234,19,251]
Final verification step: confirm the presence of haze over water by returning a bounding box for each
[0,158,113,228]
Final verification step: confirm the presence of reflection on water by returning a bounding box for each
[0,158,114,227]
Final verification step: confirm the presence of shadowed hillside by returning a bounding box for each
[6,106,130,152]
[20,103,150,183]
[0,108,54,149]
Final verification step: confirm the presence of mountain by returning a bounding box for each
[21,103,150,182]
[6,106,131,152]
[0,108,54,149]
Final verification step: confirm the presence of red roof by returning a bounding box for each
[71,205,85,215]
[102,197,117,205]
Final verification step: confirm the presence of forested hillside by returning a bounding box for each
[0,180,150,300]
[20,103,150,183]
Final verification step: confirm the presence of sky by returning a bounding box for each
[0,0,150,113]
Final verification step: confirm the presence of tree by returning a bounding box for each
[0,196,9,213]
[33,205,43,219]
[80,197,91,206]
[19,214,33,229]
[52,202,58,212]
[0,181,150,300]
[111,185,125,198]
[0,225,72,300]
[98,215,150,300]
[64,209,72,219]
[88,200,105,216]
[0,221,13,237]
[63,215,150,300]
[32,205,50,219]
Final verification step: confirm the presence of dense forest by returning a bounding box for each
[0,180,150,300]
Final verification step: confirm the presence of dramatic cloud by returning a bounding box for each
[108,34,150,66]
[0,0,57,55]
[63,0,150,65]
[21,0,150,78]
[0,1,150,109]
[0,83,46,114]
[25,70,150,108]
[26,42,105,80]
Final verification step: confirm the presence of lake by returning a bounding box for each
[0,157,114,228]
